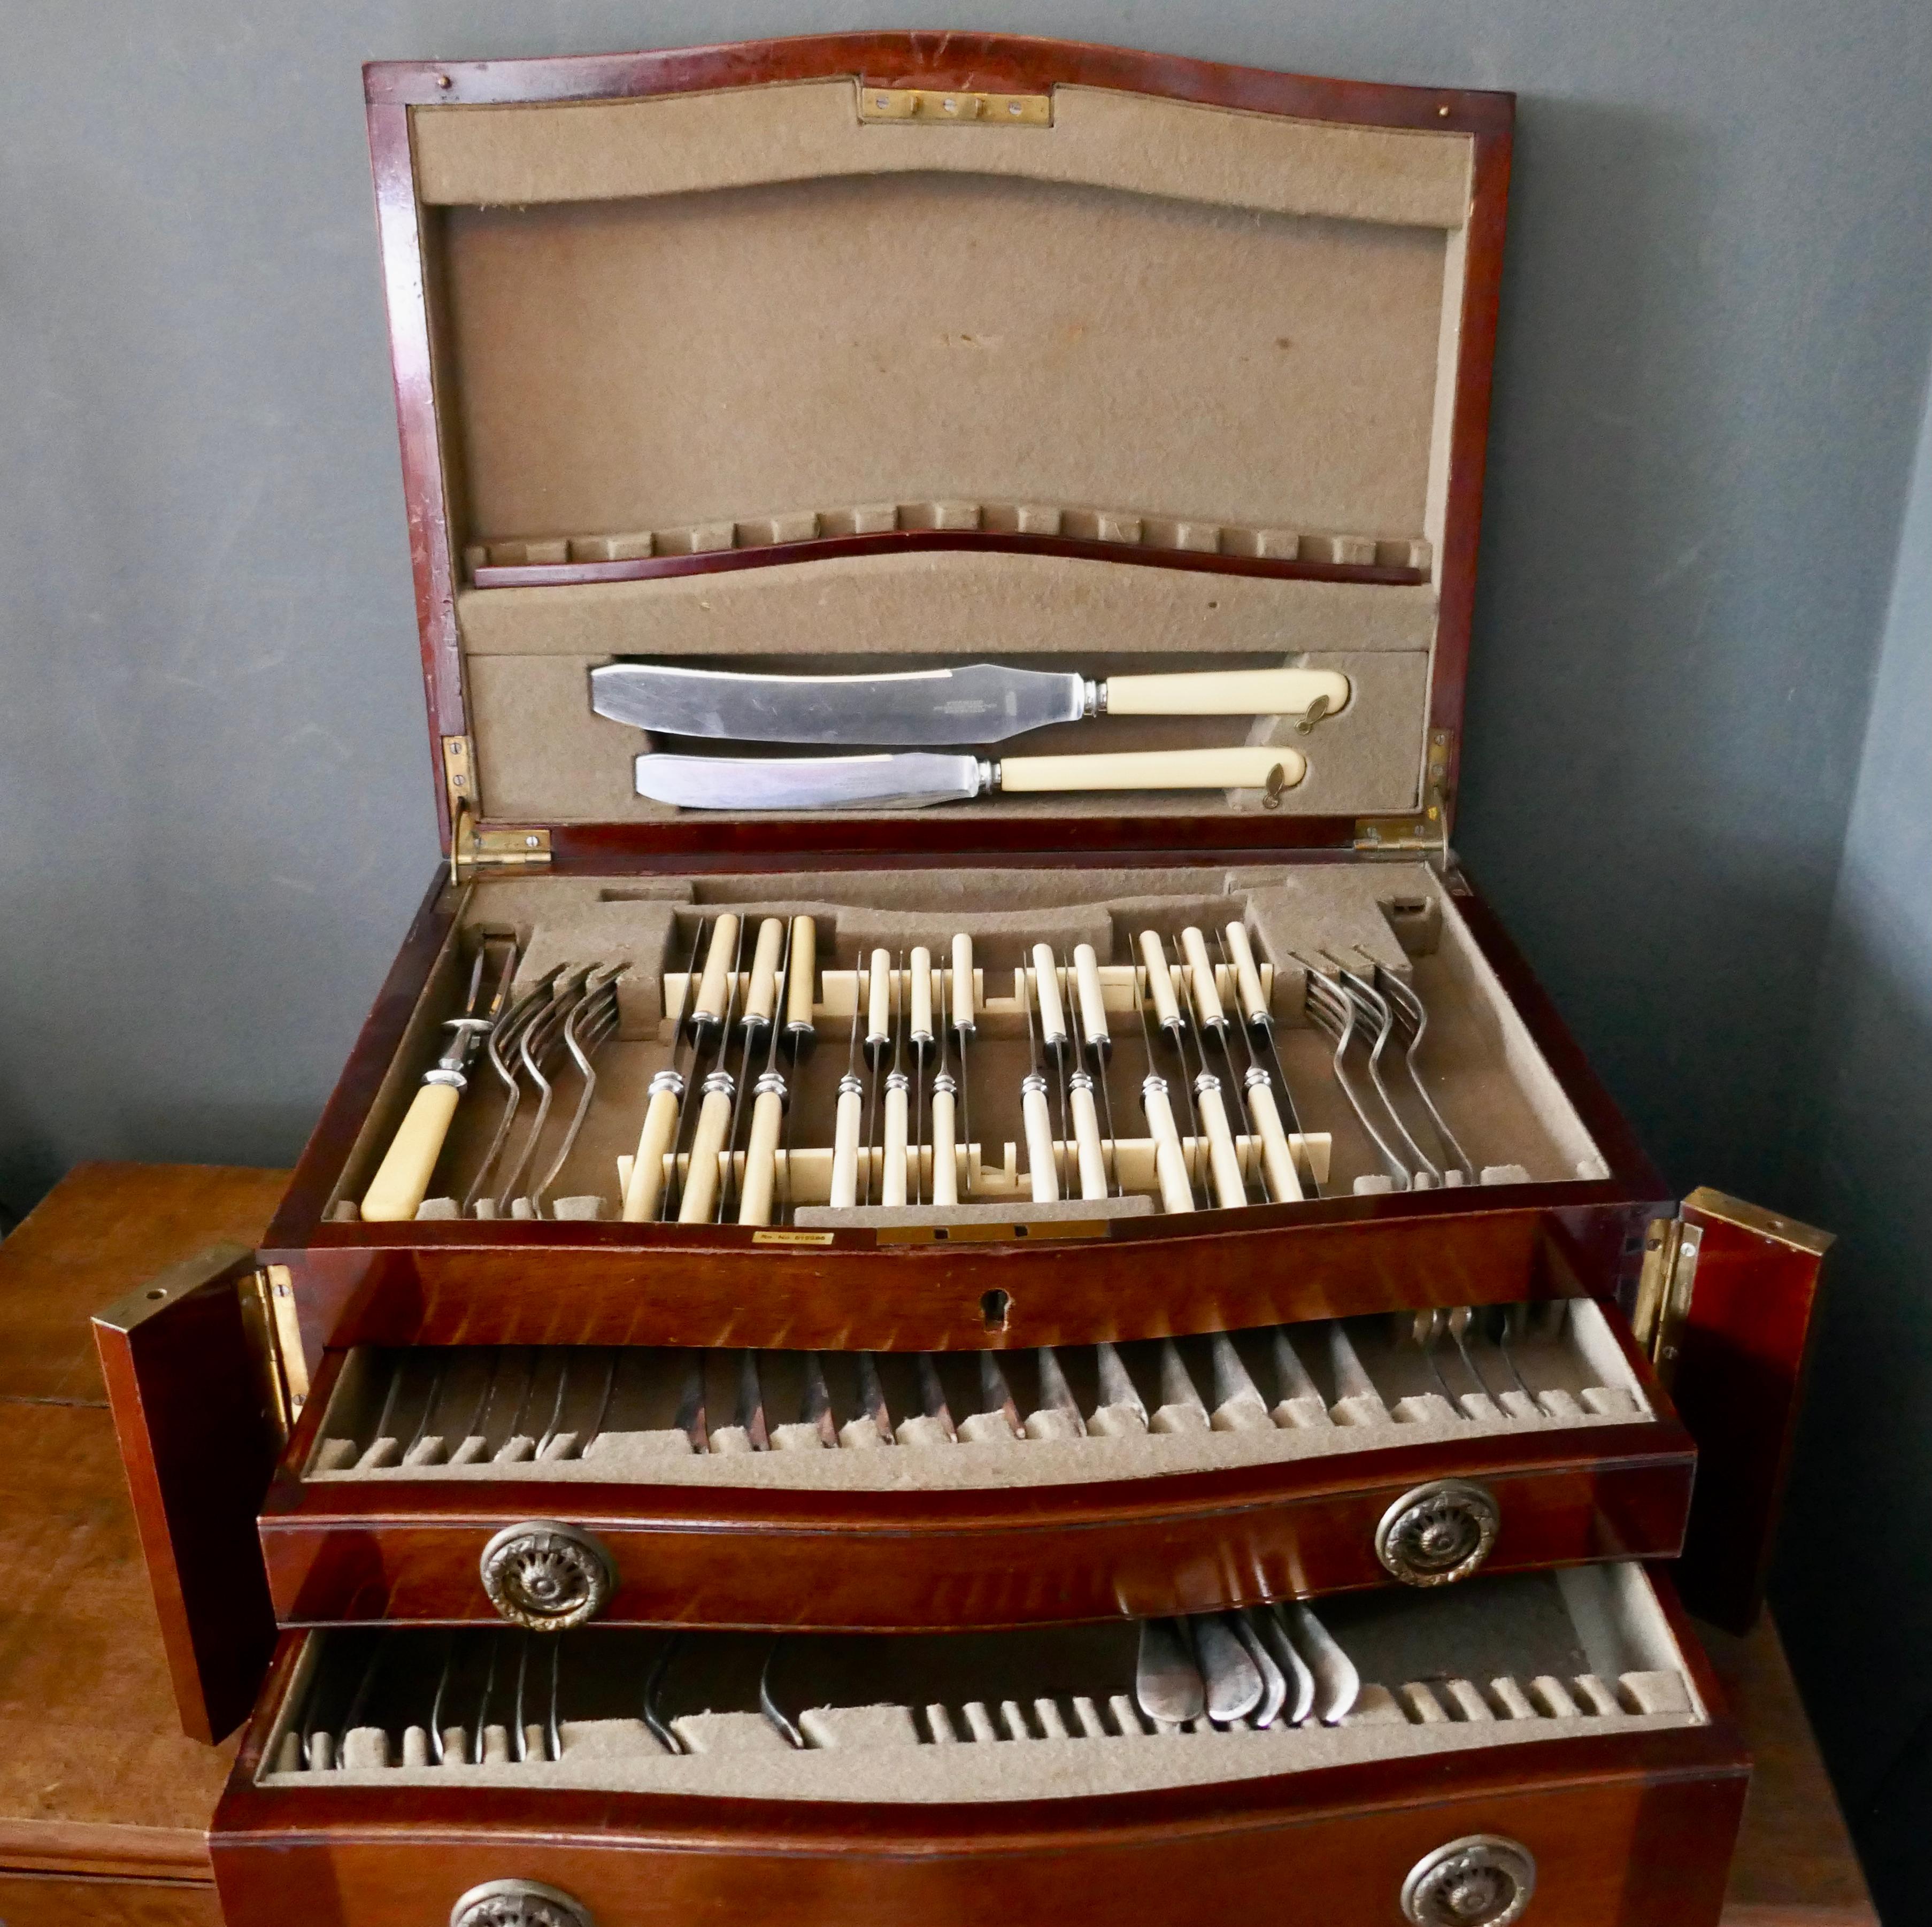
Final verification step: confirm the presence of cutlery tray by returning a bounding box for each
[256,1297,1692,1629]
[207,1563,1750,1927]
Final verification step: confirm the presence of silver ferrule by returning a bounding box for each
[1021,1071,1049,1096]
[424,1067,468,1090]
[910,1028,934,1049]
[980,757,999,795]
[838,1072,865,1099]
[1068,1068,1095,1093]
[886,1070,910,1095]
[1243,1065,1273,1093]
[436,1013,492,1075]
[933,1070,958,1096]
[1194,1071,1222,1098]
[648,1068,686,1099]
[754,1069,788,1102]
[742,1013,771,1037]
[1083,676,1103,718]
[1141,1073,1169,1100]
[702,1069,735,1100]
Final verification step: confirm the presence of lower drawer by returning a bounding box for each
[210,1563,1748,1927]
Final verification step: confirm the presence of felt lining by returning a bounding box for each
[256,1567,1702,1800]
[328,861,1605,1216]
[306,1299,1650,1491]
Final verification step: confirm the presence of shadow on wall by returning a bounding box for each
[1771,903,1932,1924]
[1460,94,1870,1207]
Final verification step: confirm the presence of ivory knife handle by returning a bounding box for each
[930,1084,958,1206]
[1023,1085,1059,1204]
[867,947,892,1050]
[1181,927,1227,1029]
[1198,1084,1248,1209]
[1074,943,1110,1046]
[676,1085,733,1223]
[998,745,1306,794]
[1103,667,1350,718]
[361,1082,461,1222]
[1245,1078,1305,1204]
[621,1082,681,1222]
[910,947,933,1040]
[1141,1083,1195,1214]
[692,913,741,1027]
[742,916,786,1027]
[736,1086,786,1226]
[1030,943,1067,1045]
[785,916,817,1038]
[1070,1081,1110,1201]
[830,1083,864,1208]
[1224,920,1269,1025]
[1138,930,1181,1029]
[882,1081,910,1207]
[950,934,975,1031]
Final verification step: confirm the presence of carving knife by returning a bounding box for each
[591,660,1350,746]
[632,744,1306,811]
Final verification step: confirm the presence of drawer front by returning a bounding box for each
[212,1760,1747,1927]
[262,1303,1692,1630]
[262,1450,1694,1630]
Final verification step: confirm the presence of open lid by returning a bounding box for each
[364,35,1512,865]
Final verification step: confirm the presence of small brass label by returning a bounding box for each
[858,85,1052,125]
[752,1229,835,1246]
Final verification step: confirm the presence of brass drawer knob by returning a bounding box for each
[480,1521,615,1630]
[1402,1834,1536,1926]
[1375,1479,1500,1586]
[451,1879,594,1927]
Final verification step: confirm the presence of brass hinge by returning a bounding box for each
[1630,1214,1702,1388]
[443,735,551,880]
[1356,728,1453,859]
[261,1264,311,1421]
[857,84,1052,125]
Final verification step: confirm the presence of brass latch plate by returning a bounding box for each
[1631,1214,1701,1386]
[1356,728,1453,857]
[858,85,1052,125]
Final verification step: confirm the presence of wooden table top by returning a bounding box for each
[0,1162,1877,1924]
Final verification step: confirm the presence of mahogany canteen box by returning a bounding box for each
[86,36,1836,1927]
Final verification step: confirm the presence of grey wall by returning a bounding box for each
[2,2,1929,1907]
[1773,375,1932,1920]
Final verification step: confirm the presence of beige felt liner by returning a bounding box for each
[411,76,1475,835]
[305,1298,1649,1490]
[327,860,1605,1217]
[257,1566,1702,1799]
[468,648,1428,823]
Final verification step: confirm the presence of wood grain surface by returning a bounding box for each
[0,1165,284,1895]
[0,1163,1875,1924]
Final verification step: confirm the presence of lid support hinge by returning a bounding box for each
[1355,728,1453,862]
[442,735,551,881]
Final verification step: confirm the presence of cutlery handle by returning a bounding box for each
[1141,1081,1196,1214]
[830,1080,864,1208]
[1023,1084,1059,1204]
[930,1083,959,1206]
[620,1078,682,1221]
[1197,1083,1248,1209]
[1244,1076,1306,1204]
[998,745,1306,794]
[361,1082,462,1221]
[736,1086,786,1226]
[882,1079,910,1207]
[742,916,787,1027]
[676,1082,734,1222]
[1224,919,1269,1024]
[1069,1080,1110,1200]
[1103,668,1350,718]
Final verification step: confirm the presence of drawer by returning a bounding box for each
[260,1298,1692,1630]
[209,1562,1749,1927]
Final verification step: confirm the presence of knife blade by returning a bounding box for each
[633,744,1306,811]
[592,661,1349,746]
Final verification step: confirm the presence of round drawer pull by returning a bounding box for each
[1402,1834,1536,1927]
[480,1521,615,1630]
[1375,1479,1500,1587]
[451,1878,595,1927]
